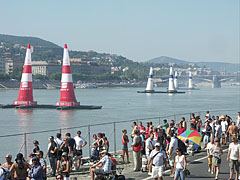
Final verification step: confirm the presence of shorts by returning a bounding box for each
[169,153,176,166]
[213,157,221,166]
[208,156,213,166]
[95,168,109,175]
[122,144,128,150]
[152,165,164,178]
[221,132,226,138]
[74,149,82,157]
[229,159,239,172]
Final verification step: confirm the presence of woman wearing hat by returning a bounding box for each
[56,152,70,180]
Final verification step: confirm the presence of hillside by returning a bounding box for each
[148,56,239,73]
[0,34,60,48]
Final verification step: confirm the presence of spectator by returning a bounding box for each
[2,154,13,170]
[148,143,167,180]
[97,133,105,153]
[163,119,169,130]
[203,121,212,148]
[45,136,57,177]
[37,151,47,180]
[57,152,70,180]
[206,138,215,174]
[121,129,130,163]
[146,133,156,175]
[146,122,150,139]
[33,140,40,154]
[131,130,142,172]
[74,131,87,170]
[227,136,240,180]
[174,148,187,180]
[55,133,63,161]
[180,117,187,130]
[138,121,146,131]
[211,138,223,180]
[65,133,76,169]
[177,122,185,136]
[215,120,222,140]
[10,153,31,180]
[167,132,178,178]
[220,115,228,145]
[28,157,43,180]
[131,122,138,138]
[60,138,71,159]
[89,150,113,180]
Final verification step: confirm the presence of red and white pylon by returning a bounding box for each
[13,44,37,106]
[56,44,80,106]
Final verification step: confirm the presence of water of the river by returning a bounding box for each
[0,86,239,163]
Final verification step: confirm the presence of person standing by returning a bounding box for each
[57,152,70,180]
[148,143,167,180]
[215,120,222,140]
[65,133,76,170]
[221,116,228,145]
[55,133,63,161]
[174,148,187,180]
[121,129,130,163]
[131,122,138,138]
[74,131,87,170]
[167,132,178,178]
[45,136,57,177]
[236,112,240,128]
[146,133,156,175]
[228,122,238,143]
[138,121,146,131]
[37,151,47,180]
[211,138,223,180]
[2,154,13,170]
[131,130,142,171]
[206,138,215,174]
[227,136,240,180]
[203,122,212,149]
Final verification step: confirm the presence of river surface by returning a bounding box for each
[0,86,239,162]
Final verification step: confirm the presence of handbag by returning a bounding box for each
[184,169,190,176]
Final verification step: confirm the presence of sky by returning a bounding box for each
[0,0,239,64]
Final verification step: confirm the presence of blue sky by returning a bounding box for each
[0,0,239,63]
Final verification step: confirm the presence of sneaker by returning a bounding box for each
[208,168,211,172]
[211,171,214,174]
[148,172,152,176]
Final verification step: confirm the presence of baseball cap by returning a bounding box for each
[155,143,160,147]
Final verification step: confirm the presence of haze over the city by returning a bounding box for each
[0,0,239,64]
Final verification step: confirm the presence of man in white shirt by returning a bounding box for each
[221,116,228,145]
[167,133,178,178]
[206,138,215,174]
[146,133,155,175]
[227,136,240,180]
[74,131,87,170]
[215,120,222,140]
[149,143,167,180]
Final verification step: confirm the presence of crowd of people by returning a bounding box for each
[123,111,240,180]
[0,131,114,180]
[0,111,239,180]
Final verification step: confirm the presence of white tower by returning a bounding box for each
[168,65,176,92]
[145,66,154,92]
[174,70,178,89]
[188,71,193,89]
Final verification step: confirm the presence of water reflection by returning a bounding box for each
[58,110,76,129]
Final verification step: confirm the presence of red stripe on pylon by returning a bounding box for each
[23,65,32,73]
[62,66,72,73]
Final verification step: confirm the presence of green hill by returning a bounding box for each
[0,34,60,48]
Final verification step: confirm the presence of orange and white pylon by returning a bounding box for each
[13,44,37,106]
[56,44,80,106]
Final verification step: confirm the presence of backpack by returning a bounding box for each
[177,137,187,154]
[0,167,10,180]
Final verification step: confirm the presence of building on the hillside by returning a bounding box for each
[0,58,5,73]
[32,61,61,76]
[5,58,24,75]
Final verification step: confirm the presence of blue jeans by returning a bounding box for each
[49,157,57,176]
[174,168,185,180]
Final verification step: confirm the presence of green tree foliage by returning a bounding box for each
[49,72,61,80]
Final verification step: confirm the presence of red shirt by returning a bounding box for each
[138,126,146,131]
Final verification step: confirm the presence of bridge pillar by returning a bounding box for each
[212,76,221,88]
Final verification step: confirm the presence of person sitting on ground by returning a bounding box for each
[89,150,113,180]
[227,136,240,180]
[10,153,31,180]
[174,148,187,180]
[121,129,130,163]
[57,152,70,180]
[28,156,43,180]
[148,143,167,180]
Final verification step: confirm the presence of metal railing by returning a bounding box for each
[0,108,238,162]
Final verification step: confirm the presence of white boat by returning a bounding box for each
[75,82,98,89]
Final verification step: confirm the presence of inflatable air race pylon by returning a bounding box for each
[56,44,80,106]
[13,44,37,106]
[188,70,193,89]
[174,70,178,89]
[168,65,176,93]
[145,66,154,92]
